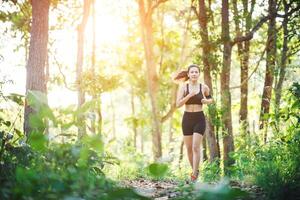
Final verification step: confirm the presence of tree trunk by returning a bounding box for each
[110,93,116,139]
[24,0,50,137]
[259,0,277,142]
[140,128,144,153]
[197,0,219,162]
[221,0,235,174]
[168,115,174,154]
[76,0,91,138]
[233,0,246,124]
[97,97,103,134]
[45,50,50,138]
[131,86,138,148]
[158,5,165,75]
[274,0,288,117]
[138,0,166,159]
[240,46,250,127]
[233,0,254,132]
[178,140,184,169]
[91,0,97,134]
[202,135,208,161]
[215,80,222,158]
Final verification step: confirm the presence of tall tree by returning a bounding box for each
[217,0,271,172]
[76,0,91,138]
[233,0,255,131]
[240,0,254,127]
[221,0,235,173]
[138,0,168,159]
[90,0,97,134]
[274,0,300,118]
[24,0,50,137]
[259,0,277,142]
[193,0,220,162]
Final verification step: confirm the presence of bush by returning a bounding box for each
[0,90,148,199]
[0,137,148,200]
[200,159,221,182]
[231,82,300,200]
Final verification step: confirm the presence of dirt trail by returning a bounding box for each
[123,179,267,199]
[123,179,179,199]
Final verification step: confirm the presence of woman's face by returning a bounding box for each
[188,67,200,81]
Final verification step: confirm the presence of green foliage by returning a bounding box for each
[0,1,31,50]
[27,90,105,140]
[25,91,56,151]
[231,82,300,200]
[1,125,147,200]
[5,93,24,106]
[27,90,56,128]
[207,103,222,129]
[0,89,149,199]
[200,159,221,182]
[0,98,23,146]
[78,70,121,96]
[105,142,148,180]
[1,141,147,200]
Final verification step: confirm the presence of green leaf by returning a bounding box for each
[78,146,89,168]
[82,135,104,153]
[148,163,168,177]
[6,93,24,106]
[107,188,149,200]
[28,131,47,152]
[3,120,11,127]
[291,101,300,110]
[28,113,46,130]
[40,106,56,124]
[14,128,22,137]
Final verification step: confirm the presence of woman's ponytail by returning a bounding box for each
[172,70,189,84]
[172,64,200,84]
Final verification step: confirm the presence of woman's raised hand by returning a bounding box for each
[188,90,197,98]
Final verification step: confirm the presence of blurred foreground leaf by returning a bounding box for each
[148,163,168,178]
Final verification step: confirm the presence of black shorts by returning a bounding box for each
[182,111,206,136]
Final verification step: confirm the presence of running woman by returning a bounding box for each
[174,64,213,182]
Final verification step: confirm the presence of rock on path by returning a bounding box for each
[122,179,179,199]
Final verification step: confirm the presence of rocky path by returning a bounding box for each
[123,179,267,199]
[122,179,179,199]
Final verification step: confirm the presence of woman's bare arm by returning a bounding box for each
[201,84,214,104]
[176,84,196,108]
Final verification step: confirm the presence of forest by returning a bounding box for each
[0,0,299,199]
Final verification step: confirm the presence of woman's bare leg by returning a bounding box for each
[183,135,193,167]
[192,133,203,176]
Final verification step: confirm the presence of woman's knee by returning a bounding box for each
[186,145,193,153]
[192,145,200,153]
